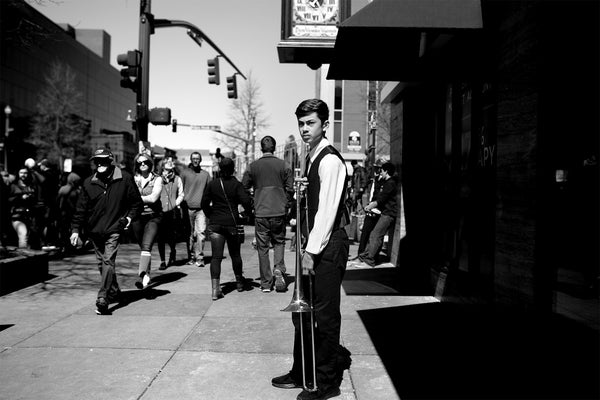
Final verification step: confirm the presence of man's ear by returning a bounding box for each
[322,120,330,131]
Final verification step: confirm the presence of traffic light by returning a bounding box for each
[207,57,220,85]
[116,50,141,92]
[172,119,177,132]
[226,75,237,99]
[149,107,171,126]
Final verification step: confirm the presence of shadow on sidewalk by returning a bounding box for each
[358,302,600,399]
[107,271,187,314]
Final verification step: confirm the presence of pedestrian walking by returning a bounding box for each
[242,135,294,293]
[157,160,184,270]
[70,148,143,315]
[272,99,352,400]
[201,157,252,300]
[131,153,163,289]
[180,151,211,267]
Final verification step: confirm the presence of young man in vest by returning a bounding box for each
[271,99,351,400]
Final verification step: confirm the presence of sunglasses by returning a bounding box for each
[137,160,151,166]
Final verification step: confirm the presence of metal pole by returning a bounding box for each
[137,0,152,143]
[4,105,11,172]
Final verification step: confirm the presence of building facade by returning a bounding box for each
[326,0,599,328]
[0,0,136,175]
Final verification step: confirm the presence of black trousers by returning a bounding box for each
[291,228,349,391]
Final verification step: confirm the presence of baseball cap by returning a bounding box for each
[90,148,114,161]
[374,158,386,167]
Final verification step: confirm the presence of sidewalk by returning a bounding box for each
[0,226,435,400]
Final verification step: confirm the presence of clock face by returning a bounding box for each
[292,0,340,38]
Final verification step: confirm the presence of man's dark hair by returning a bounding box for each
[260,136,276,153]
[381,162,395,176]
[295,98,329,124]
[219,157,235,177]
[351,160,358,166]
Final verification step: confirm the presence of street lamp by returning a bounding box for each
[4,105,11,172]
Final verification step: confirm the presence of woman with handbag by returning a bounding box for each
[131,153,163,289]
[157,160,185,270]
[201,157,252,300]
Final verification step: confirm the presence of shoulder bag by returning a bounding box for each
[219,178,245,243]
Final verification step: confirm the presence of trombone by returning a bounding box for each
[281,164,318,392]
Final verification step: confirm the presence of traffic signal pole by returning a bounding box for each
[129,0,246,144]
[137,0,152,143]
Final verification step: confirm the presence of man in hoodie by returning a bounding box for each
[180,151,211,267]
[70,148,143,315]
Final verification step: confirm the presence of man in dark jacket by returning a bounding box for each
[70,148,143,315]
[242,135,294,292]
[356,162,398,267]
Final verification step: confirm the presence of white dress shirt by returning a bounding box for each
[305,138,347,255]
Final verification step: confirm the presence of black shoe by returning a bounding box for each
[95,298,109,315]
[272,373,301,389]
[158,262,167,271]
[297,387,340,400]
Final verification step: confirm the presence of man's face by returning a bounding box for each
[297,112,328,149]
[18,168,28,181]
[190,154,201,167]
[94,158,112,174]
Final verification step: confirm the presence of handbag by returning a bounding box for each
[219,178,245,243]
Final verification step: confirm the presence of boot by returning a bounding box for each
[212,279,223,300]
[235,275,245,292]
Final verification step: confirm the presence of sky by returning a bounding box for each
[31,0,317,153]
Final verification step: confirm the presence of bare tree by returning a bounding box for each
[29,60,91,172]
[217,71,269,167]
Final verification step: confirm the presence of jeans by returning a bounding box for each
[187,208,206,260]
[158,209,177,262]
[90,232,121,301]
[12,220,29,248]
[132,213,162,253]
[207,224,243,279]
[357,214,380,255]
[291,228,349,392]
[255,216,286,289]
[360,214,395,266]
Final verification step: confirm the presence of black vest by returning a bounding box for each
[300,145,349,240]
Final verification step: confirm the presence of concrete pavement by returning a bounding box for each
[0,226,437,400]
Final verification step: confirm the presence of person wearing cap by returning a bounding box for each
[356,161,398,267]
[201,157,252,300]
[180,151,211,267]
[351,158,384,260]
[242,135,294,293]
[157,159,185,270]
[131,153,163,289]
[70,148,143,315]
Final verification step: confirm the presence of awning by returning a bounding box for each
[327,0,483,81]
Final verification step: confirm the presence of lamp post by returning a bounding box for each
[4,105,11,172]
[251,115,257,162]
